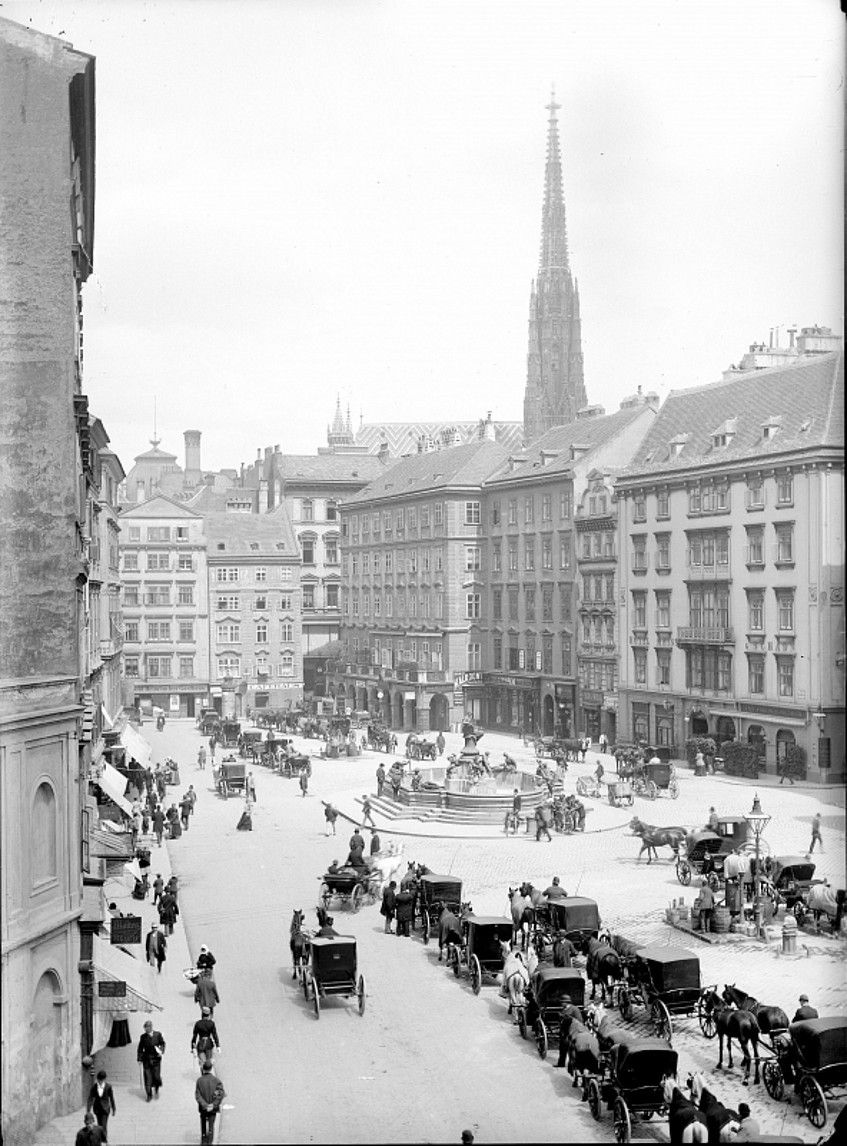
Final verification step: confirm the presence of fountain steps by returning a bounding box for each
[357,795,531,826]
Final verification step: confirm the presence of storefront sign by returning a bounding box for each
[110,916,142,946]
[98,980,127,998]
[404,691,416,701]
[453,671,482,685]
[580,690,603,706]
[169,694,180,712]
[484,674,535,691]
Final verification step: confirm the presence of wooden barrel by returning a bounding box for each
[713,906,731,933]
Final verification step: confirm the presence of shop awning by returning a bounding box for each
[92,934,161,1014]
[711,707,807,728]
[94,762,133,817]
[120,723,152,767]
[101,702,114,729]
[91,827,134,858]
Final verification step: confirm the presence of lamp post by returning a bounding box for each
[744,793,771,939]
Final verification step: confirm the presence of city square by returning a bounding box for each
[1,2,844,1144]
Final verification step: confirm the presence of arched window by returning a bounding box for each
[280,620,293,642]
[32,782,58,883]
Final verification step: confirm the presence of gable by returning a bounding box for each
[119,495,203,519]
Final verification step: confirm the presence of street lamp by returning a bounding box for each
[744,793,771,938]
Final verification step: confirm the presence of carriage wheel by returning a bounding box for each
[422,915,430,944]
[647,781,658,801]
[310,976,320,1019]
[587,1078,602,1121]
[676,860,691,886]
[652,1000,672,1043]
[801,1077,827,1128]
[470,954,482,995]
[698,992,716,1038]
[762,1059,784,1101]
[669,778,679,799]
[613,1097,632,1144]
[535,1019,548,1059]
[357,973,366,1016]
[350,884,364,913]
[302,975,310,1000]
[619,986,633,1021]
[451,946,461,978]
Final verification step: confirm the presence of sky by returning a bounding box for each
[6,0,844,473]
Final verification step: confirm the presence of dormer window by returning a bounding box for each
[762,415,783,441]
[711,418,738,449]
[669,433,689,458]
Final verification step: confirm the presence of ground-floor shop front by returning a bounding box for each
[328,674,457,733]
[463,674,577,739]
[577,688,618,744]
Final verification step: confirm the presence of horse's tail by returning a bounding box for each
[685,1123,709,1145]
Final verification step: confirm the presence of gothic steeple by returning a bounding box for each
[523,90,586,444]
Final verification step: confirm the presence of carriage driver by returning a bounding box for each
[543,876,568,931]
[316,914,339,939]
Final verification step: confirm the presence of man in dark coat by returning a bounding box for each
[179,793,192,832]
[86,1070,116,1139]
[75,1112,106,1146]
[375,763,386,797]
[395,886,415,937]
[369,828,381,855]
[196,945,216,973]
[195,1060,225,1146]
[145,923,167,973]
[793,994,819,1022]
[380,880,397,933]
[137,1020,166,1100]
[190,1007,221,1066]
[194,969,220,1016]
[151,806,165,847]
[158,890,178,936]
[349,827,365,853]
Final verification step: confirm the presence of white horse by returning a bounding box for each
[499,943,530,1018]
[661,1074,708,1144]
[369,841,405,890]
[687,1072,740,1142]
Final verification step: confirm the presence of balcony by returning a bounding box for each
[684,561,732,582]
[630,629,649,647]
[676,626,734,645]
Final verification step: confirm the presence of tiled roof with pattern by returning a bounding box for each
[485,404,653,486]
[622,351,843,479]
[355,421,524,456]
[202,508,298,555]
[346,439,509,505]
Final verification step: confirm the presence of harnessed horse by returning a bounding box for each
[585,937,623,1004]
[701,990,761,1084]
[721,984,789,1040]
[289,909,310,979]
[629,817,687,863]
[688,1072,740,1142]
[661,1075,709,1144]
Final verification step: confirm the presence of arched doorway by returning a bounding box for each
[32,970,63,1127]
[542,695,555,737]
[380,693,390,723]
[716,716,736,747]
[747,724,766,758]
[775,729,796,763]
[690,710,709,736]
[429,693,449,732]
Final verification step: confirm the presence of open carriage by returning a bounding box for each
[576,775,603,799]
[238,729,265,758]
[319,866,378,913]
[303,936,366,1019]
[617,945,706,1044]
[763,1017,847,1130]
[417,874,463,944]
[219,719,241,748]
[450,915,513,995]
[607,779,634,808]
[676,814,758,888]
[519,966,586,1059]
[632,759,679,800]
[586,1035,679,1144]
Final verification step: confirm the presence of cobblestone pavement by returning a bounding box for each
[34,720,844,1144]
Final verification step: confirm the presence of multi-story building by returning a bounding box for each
[575,468,621,743]
[474,397,657,737]
[204,510,302,716]
[332,438,508,731]
[118,497,210,717]
[616,334,844,781]
[0,20,101,1144]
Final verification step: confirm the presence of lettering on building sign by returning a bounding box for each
[454,671,482,685]
[110,916,142,946]
[98,980,127,998]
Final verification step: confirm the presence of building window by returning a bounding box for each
[656,489,669,518]
[746,526,764,566]
[492,543,502,573]
[123,552,139,571]
[634,649,647,684]
[493,589,502,620]
[541,536,553,569]
[715,483,729,511]
[302,584,315,610]
[216,567,239,582]
[147,526,170,542]
[326,583,339,609]
[777,656,794,697]
[632,535,647,571]
[127,526,141,542]
[542,586,553,622]
[254,567,267,582]
[775,524,794,564]
[147,655,172,678]
[433,502,443,526]
[178,585,194,605]
[465,501,481,525]
[633,591,647,628]
[747,590,764,632]
[560,533,572,570]
[655,591,670,629]
[688,485,702,514]
[493,636,502,670]
[524,540,535,571]
[524,496,535,524]
[178,621,194,642]
[508,499,517,525]
[326,501,338,522]
[217,622,240,643]
[559,491,571,520]
[217,656,240,678]
[633,494,646,521]
[147,551,170,571]
[656,649,671,686]
[280,620,293,641]
[542,634,553,674]
[324,538,339,565]
[655,533,670,571]
[145,585,170,606]
[466,593,480,619]
[717,651,731,691]
[217,595,239,611]
[560,633,571,675]
[508,588,518,620]
[776,472,793,505]
[278,652,294,678]
[465,545,481,572]
[506,541,517,572]
[256,622,268,643]
[177,553,193,571]
[124,655,139,677]
[747,654,764,694]
[560,584,572,622]
[147,621,171,641]
[541,494,552,522]
[301,498,314,521]
[123,586,139,606]
[467,642,481,671]
[179,656,194,679]
[776,590,794,632]
[525,588,536,621]
[746,476,764,508]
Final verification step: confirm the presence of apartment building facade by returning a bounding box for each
[616,340,844,782]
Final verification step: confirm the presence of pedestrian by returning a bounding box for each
[369,827,381,855]
[194,969,220,1015]
[707,806,719,833]
[436,730,446,756]
[461,1131,475,1145]
[191,1007,221,1067]
[136,1019,166,1101]
[380,880,397,933]
[187,784,197,815]
[75,1111,106,1146]
[324,802,338,836]
[580,736,589,762]
[159,890,178,936]
[349,826,364,853]
[197,746,207,770]
[86,1069,116,1141]
[375,763,386,798]
[395,884,414,937]
[146,923,167,973]
[809,812,823,854]
[299,765,309,797]
[733,1102,762,1142]
[361,794,376,828]
[694,749,706,776]
[698,879,715,933]
[237,793,253,831]
[197,944,217,973]
[209,735,217,762]
[599,732,608,754]
[152,873,164,906]
[180,793,192,832]
[195,1059,226,1146]
[793,994,819,1022]
[535,803,552,843]
[594,760,604,784]
[246,771,256,801]
[141,806,150,836]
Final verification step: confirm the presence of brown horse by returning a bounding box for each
[629,817,687,863]
[701,990,761,1084]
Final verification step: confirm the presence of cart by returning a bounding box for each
[576,775,602,799]
[406,735,437,761]
[197,708,221,735]
[607,779,634,808]
[303,936,366,1019]
[586,1035,679,1143]
[238,729,265,759]
[417,874,463,944]
[617,945,706,1044]
[219,719,242,749]
[450,915,512,994]
[762,857,822,919]
[675,830,725,889]
[763,1017,847,1130]
[215,757,246,798]
[632,760,679,800]
[318,867,378,913]
[519,966,586,1059]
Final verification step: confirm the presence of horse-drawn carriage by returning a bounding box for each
[366,723,395,753]
[238,729,265,758]
[607,779,634,808]
[406,734,437,761]
[585,1035,679,1143]
[318,866,378,913]
[197,708,221,736]
[219,719,241,749]
[214,757,246,798]
[763,1017,847,1130]
[519,966,586,1059]
[303,936,366,1019]
[576,774,603,799]
[617,945,706,1044]
[417,874,463,943]
[533,736,571,761]
[675,814,757,887]
[450,915,512,995]
[762,856,826,921]
[534,896,602,955]
[632,759,679,800]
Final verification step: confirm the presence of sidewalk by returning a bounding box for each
[35,804,214,1146]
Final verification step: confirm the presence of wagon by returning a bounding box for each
[763,1017,847,1129]
[406,736,437,761]
[632,760,679,800]
[215,757,246,798]
[238,729,265,758]
[450,915,513,994]
[318,866,378,913]
[367,724,395,752]
[550,897,602,954]
[762,857,822,919]
[417,873,463,943]
[519,966,586,1059]
[533,736,570,760]
[586,1035,679,1143]
[617,945,706,1044]
[676,814,761,887]
[303,936,365,1019]
[576,775,602,799]
[607,779,634,808]
[198,709,221,735]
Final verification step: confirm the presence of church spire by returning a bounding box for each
[539,87,569,272]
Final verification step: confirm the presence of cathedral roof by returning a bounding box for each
[354,421,523,457]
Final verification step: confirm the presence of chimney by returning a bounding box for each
[788,327,797,349]
[183,430,202,487]
[377,440,390,463]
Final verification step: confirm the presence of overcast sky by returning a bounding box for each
[7,0,844,473]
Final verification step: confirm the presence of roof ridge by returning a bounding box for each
[821,351,843,444]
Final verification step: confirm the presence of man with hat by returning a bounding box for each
[316,915,339,938]
[191,1007,221,1067]
[75,1111,106,1146]
[136,1020,166,1100]
[195,1059,226,1146]
[145,922,167,973]
[733,1102,762,1142]
[793,994,818,1022]
[194,968,220,1016]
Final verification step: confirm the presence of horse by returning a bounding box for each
[289,909,310,979]
[629,817,687,863]
[567,1026,601,1092]
[554,1004,586,1066]
[594,1009,629,1051]
[721,984,789,1038]
[687,1072,740,1142]
[804,882,839,930]
[700,990,761,1084]
[498,944,530,1019]
[508,887,534,950]
[585,936,623,1004]
[661,1074,709,1144]
[369,841,405,891]
[437,904,463,963]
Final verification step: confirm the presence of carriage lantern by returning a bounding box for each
[744,793,771,939]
